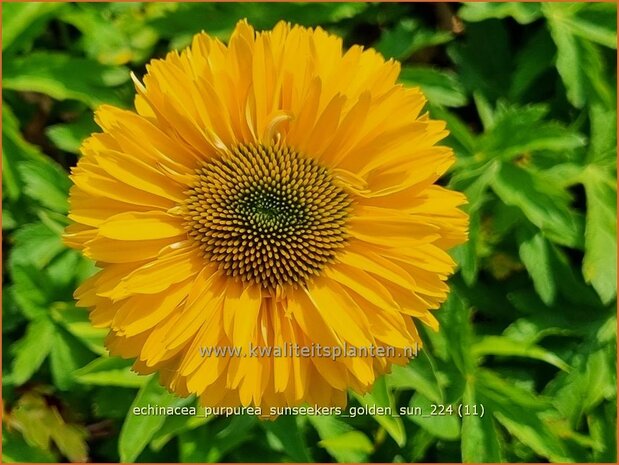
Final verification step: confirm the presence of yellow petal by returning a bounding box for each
[98,212,186,240]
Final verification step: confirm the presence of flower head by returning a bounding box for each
[65,20,468,410]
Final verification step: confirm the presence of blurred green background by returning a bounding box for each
[2,2,617,463]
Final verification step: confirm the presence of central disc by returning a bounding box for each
[184,143,352,290]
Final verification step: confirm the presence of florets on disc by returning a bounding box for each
[183,143,352,290]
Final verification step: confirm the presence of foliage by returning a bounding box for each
[2,2,616,463]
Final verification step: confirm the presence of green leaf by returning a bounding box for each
[588,401,617,462]
[177,427,211,462]
[2,3,65,52]
[400,67,468,107]
[92,388,140,420]
[2,104,46,202]
[318,431,374,458]
[353,376,406,446]
[309,416,373,462]
[588,103,617,164]
[150,414,211,452]
[544,3,616,50]
[407,428,436,462]
[459,2,542,24]
[8,265,51,320]
[436,293,475,376]
[73,356,147,388]
[51,303,107,355]
[509,28,556,100]
[11,317,56,385]
[461,382,503,463]
[119,376,187,462]
[318,431,374,454]
[447,20,512,102]
[375,19,452,60]
[387,351,443,403]
[2,428,57,463]
[9,222,65,269]
[582,165,617,304]
[46,112,98,154]
[408,392,460,440]
[517,227,557,305]
[544,4,613,108]
[491,163,583,247]
[17,159,71,213]
[3,52,130,108]
[148,2,368,42]
[478,105,586,162]
[545,315,616,424]
[472,335,570,371]
[3,208,17,230]
[450,162,496,285]
[428,104,477,157]
[59,4,158,65]
[477,369,572,462]
[50,327,96,390]
[262,416,312,462]
[203,415,257,462]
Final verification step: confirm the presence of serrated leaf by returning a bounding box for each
[9,222,65,269]
[17,159,71,213]
[588,402,617,462]
[477,369,572,462]
[51,303,106,355]
[3,52,130,108]
[545,314,616,425]
[50,327,96,390]
[582,166,617,304]
[491,163,583,247]
[436,293,475,375]
[11,318,56,385]
[59,3,159,65]
[588,103,617,164]
[544,4,614,108]
[8,264,52,320]
[400,67,467,107]
[478,105,586,161]
[451,162,496,285]
[544,3,616,50]
[517,227,557,304]
[376,18,452,60]
[459,2,542,24]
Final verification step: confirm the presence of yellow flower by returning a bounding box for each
[64,20,468,410]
